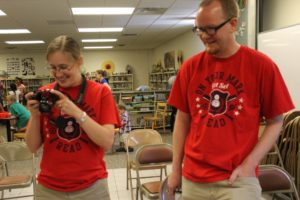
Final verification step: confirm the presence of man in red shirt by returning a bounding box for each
[167,0,294,199]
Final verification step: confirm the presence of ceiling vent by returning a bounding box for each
[134,7,167,15]
[6,46,17,49]
[47,20,74,25]
[121,33,138,37]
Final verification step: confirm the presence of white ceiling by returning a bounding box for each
[0,0,200,53]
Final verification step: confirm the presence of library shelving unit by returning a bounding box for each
[149,70,177,90]
[110,73,133,91]
[4,77,49,95]
[114,90,171,129]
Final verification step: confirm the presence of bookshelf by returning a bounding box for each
[149,70,177,90]
[114,90,171,129]
[110,73,133,91]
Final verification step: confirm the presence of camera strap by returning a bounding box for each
[53,75,87,105]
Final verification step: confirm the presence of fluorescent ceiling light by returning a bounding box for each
[5,40,45,44]
[82,39,117,43]
[178,19,195,25]
[78,28,123,32]
[0,29,30,34]
[72,7,134,15]
[84,46,113,49]
[0,10,6,16]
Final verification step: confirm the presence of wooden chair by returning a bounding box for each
[0,141,36,199]
[12,127,26,141]
[144,102,167,133]
[125,129,165,200]
[259,165,299,200]
[135,143,173,200]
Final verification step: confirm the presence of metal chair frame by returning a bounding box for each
[135,143,172,200]
[125,129,165,200]
[259,165,299,200]
[0,141,36,199]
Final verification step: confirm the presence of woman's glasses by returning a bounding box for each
[46,64,74,73]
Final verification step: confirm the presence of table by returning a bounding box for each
[0,116,16,142]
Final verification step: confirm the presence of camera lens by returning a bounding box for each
[39,103,52,113]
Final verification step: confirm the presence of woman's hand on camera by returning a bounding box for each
[50,89,82,118]
[25,92,40,117]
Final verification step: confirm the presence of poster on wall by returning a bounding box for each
[164,51,175,70]
[6,57,20,76]
[21,57,36,76]
[6,57,36,77]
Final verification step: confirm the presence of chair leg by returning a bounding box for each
[151,120,155,129]
[126,165,129,190]
[140,188,144,200]
[163,118,166,133]
[128,168,134,200]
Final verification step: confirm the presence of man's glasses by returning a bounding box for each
[46,64,74,73]
[192,18,232,36]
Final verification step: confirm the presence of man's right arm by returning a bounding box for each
[168,109,190,193]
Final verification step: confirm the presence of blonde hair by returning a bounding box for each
[46,35,81,61]
[6,94,16,103]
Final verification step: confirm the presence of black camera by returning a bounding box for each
[30,90,59,113]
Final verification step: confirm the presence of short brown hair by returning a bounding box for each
[46,35,81,61]
[96,69,108,77]
[199,0,240,19]
[118,104,126,110]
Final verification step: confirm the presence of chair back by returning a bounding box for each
[0,142,32,162]
[0,141,36,198]
[154,102,167,118]
[259,165,299,200]
[125,129,163,149]
[134,143,173,200]
[283,110,300,128]
[135,143,172,168]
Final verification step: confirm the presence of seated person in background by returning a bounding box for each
[116,104,133,152]
[15,77,26,104]
[9,83,21,103]
[0,103,4,112]
[6,94,30,132]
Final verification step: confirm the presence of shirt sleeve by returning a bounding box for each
[260,59,294,119]
[99,87,121,127]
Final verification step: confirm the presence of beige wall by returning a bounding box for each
[262,0,300,31]
[0,30,207,89]
[151,31,204,70]
[0,50,152,89]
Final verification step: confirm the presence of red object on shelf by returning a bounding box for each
[0,112,11,118]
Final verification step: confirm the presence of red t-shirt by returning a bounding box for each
[37,80,120,192]
[168,46,294,183]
